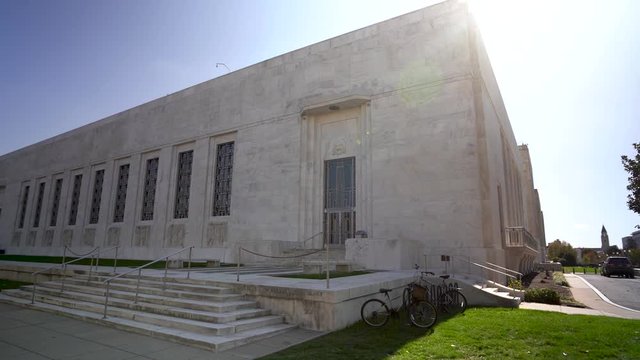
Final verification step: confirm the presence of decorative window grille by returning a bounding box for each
[212,142,234,216]
[113,164,130,222]
[89,170,104,224]
[68,175,82,225]
[141,157,159,221]
[174,150,193,219]
[33,182,46,227]
[49,179,63,227]
[18,186,30,229]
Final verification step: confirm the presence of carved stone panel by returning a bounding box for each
[11,232,21,247]
[62,229,73,247]
[83,228,96,247]
[134,226,151,248]
[43,230,54,247]
[27,231,37,247]
[166,224,185,247]
[107,227,120,247]
[205,223,227,247]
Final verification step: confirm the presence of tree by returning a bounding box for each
[628,249,640,266]
[581,249,599,265]
[547,239,577,266]
[606,245,621,256]
[621,142,640,227]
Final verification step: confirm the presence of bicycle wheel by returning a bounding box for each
[408,301,437,328]
[439,290,467,315]
[402,286,412,310]
[361,299,390,327]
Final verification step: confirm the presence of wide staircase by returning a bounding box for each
[0,272,296,352]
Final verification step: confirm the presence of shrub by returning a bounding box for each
[553,272,569,287]
[524,288,561,305]
[508,278,523,290]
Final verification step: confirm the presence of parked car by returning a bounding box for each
[601,256,635,278]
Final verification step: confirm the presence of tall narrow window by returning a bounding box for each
[49,179,63,227]
[213,142,234,216]
[113,164,130,222]
[18,186,30,229]
[174,150,193,219]
[33,182,46,227]
[89,170,104,224]
[141,157,159,221]
[68,174,82,225]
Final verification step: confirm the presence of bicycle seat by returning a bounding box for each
[378,288,392,294]
[439,275,450,280]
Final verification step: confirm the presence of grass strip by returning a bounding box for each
[274,271,372,279]
[563,266,600,274]
[0,279,31,291]
[262,308,640,360]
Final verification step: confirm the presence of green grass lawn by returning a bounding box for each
[0,279,31,291]
[274,271,372,280]
[262,308,640,360]
[563,266,600,275]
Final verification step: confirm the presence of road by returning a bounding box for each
[578,274,640,311]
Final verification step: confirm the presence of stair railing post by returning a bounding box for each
[103,281,110,319]
[237,247,241,282]
[163,257,169,291]
[96,247,101,271]
[135,268,142,304]
[60,263,67,293]
[326,235,330,289]
[62,246,67,270]
[113,246,118,273]
[187,246,192,279]
[31,273,36,304]
[88,255,94,284]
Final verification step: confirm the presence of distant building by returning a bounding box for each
[601,225,610,252]
[622,230,640,250]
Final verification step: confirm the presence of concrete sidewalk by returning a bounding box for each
[519,274,640,320]
[0,302,323,360]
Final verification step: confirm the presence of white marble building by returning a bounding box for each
[0,1,545,274]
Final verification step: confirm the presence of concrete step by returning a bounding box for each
[23,284,269,323]
[472,284,521,306]
[3,287,284,336]
[56,278,244,302]
[0,292,297,352]
[72,274,234,294]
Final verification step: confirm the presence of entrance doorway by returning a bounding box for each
[324,157,355,245]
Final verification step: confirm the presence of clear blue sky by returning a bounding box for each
[1,0,639,249]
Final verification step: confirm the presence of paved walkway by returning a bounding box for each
[519,274,640,320]
[0,302,323,360]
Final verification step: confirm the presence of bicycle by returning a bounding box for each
[361,287,437,328]
[419,271,467,315]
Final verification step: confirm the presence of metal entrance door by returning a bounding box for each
[324,157,355,245]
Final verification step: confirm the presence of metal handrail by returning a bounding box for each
[236,232,333,289]
[448,255,519,281]
[31,246,101,304]
[469,261,518,280]
[101,246,194,319]
[485,261,523,278]
[299,231,324,249]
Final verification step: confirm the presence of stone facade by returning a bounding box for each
[0,1,544,274]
